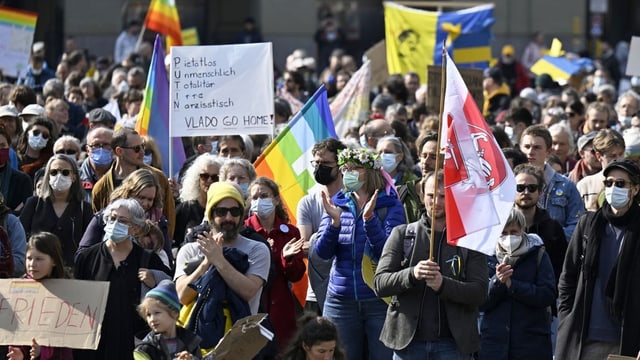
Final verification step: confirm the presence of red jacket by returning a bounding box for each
[245,215,306,351]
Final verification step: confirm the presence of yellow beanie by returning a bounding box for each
[205,182,245,222]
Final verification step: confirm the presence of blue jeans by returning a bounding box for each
[393,339,471,360]
[323,295,392,360]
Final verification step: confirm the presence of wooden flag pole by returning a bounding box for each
[429,46,447,261]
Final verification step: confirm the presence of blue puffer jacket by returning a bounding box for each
[315,188,406,300]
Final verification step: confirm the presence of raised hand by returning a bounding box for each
[29,338,40,360]
[496,263,513,288]
[362,189,379,220]
[321,191,342,227]
[282,237,304,260]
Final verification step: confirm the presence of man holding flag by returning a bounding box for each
[374,49,513,359]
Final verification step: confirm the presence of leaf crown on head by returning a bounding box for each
[337,148,383,170]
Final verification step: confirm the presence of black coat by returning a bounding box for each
[525,207,567,288]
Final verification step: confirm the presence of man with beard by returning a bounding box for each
[297,138,346,314]
[174,181,270,315]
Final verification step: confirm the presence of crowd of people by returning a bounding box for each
[0,20,639,360]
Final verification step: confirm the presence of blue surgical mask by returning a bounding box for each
[605,186,630,209]
[619,116,632,129]
[251,198,275,218]
[143,153,153,165]
[28,134,48,150]
[103,220,129,243]
[342,170,364,192]
[380,153,398,173]
[210,141,218,155]
[90,148,112,167]
[238,182,249,198]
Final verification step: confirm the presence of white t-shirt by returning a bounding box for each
[174,235,270,314]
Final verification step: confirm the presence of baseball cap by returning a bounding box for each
[603,159,640,184]
[19,104,45,117]
[0,105,18,118]
[577,131,597,151]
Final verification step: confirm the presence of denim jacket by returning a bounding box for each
[539,164,584,240]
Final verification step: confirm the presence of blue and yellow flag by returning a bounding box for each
[384,2,495,82]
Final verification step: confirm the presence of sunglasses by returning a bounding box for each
[50,169,72,177]
[31,129,50,139]
[516,184,539,193]
[121,144,145,153]
[603,179,630,188]
[199,173,219,182]
[55,149,77,155]
[212,206,243,217]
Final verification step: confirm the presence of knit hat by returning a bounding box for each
[146,280,181,312]
[206,181,245,222]
[502,44,515,56]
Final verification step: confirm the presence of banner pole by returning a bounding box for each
[429,46,447,261]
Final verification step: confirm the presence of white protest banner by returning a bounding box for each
[626,36,640,76]
[0,279,109,350]
[330,59,371,138]
[170,43,274,137]
[0,6,37,79]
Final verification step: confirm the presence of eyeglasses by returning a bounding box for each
[121,144,145,153]
[199,173,219,182]
[212,206,243,217]
[50,169,72,177]
[603,179,630,188]
[31,129,50,139]
[107,215,131,225]
[516,184,539,193]
[88,143,112,150]
[55,149,77,155]
[310,160,337,168]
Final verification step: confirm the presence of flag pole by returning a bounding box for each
[429,46,447,261]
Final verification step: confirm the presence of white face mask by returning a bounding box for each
[498,234,523,253]
[49,174,73,192]
[250,198,275,218]
[28,134,48,150]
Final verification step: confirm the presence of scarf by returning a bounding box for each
[495,233,534,266]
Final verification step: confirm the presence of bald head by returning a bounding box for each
[360,119,394,149]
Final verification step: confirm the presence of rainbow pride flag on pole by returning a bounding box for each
[135,35,185,177]
[254,85,337,224]
[144,0,182,49]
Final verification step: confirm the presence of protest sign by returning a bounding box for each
[427,65,483,114]
[204,313,273,360]
[170,43,274,137]
[0,279,109,350]
[0,6,37,79]
[626,36,640,76]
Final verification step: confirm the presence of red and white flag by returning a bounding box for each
[439,50,516,255]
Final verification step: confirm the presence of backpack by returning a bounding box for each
[0,214,14,278]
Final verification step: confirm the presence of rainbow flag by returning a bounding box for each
[254,85,337,224]
[0,6,37,78]
[136,35,186,177]
[384,2,495,83]
[144,0,182,49]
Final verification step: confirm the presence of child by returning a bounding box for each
[135,280,202,360]
[7,232,73,360]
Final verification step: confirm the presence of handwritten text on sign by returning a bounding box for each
[0,279,109,350]
[170,43,274,137]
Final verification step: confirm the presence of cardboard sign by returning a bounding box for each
[626,36,640,76]
[0,279,109,350]
[364,40,389,88]
[427,65,483,114]
[204,313,273,360]
[0,6,37,79]
[170,43,274,137]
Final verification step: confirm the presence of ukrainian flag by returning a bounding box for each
[384,2,495,82]
[531,56,582,83]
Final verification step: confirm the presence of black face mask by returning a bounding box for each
[314,164,336,185]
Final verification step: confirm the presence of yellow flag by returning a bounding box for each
[384,2,438,83]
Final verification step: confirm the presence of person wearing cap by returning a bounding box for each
[496,44,529,96]
[19,103,45,131]
[135,280,202,359]
[556,159,640,359]
[86,108,116,129]
[568,131,602,183]
[0,104,23,167]
[17,41,55,93]
[577,129,625,211]
[174,181,270,313]
[482,67,511,124]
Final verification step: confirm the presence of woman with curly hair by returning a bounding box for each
[315,147,405,360]
[174,153,223,246]
[245,176,306,351]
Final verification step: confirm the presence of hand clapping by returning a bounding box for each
[282,237,304,260]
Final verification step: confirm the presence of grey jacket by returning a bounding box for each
[373,216,488,354]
